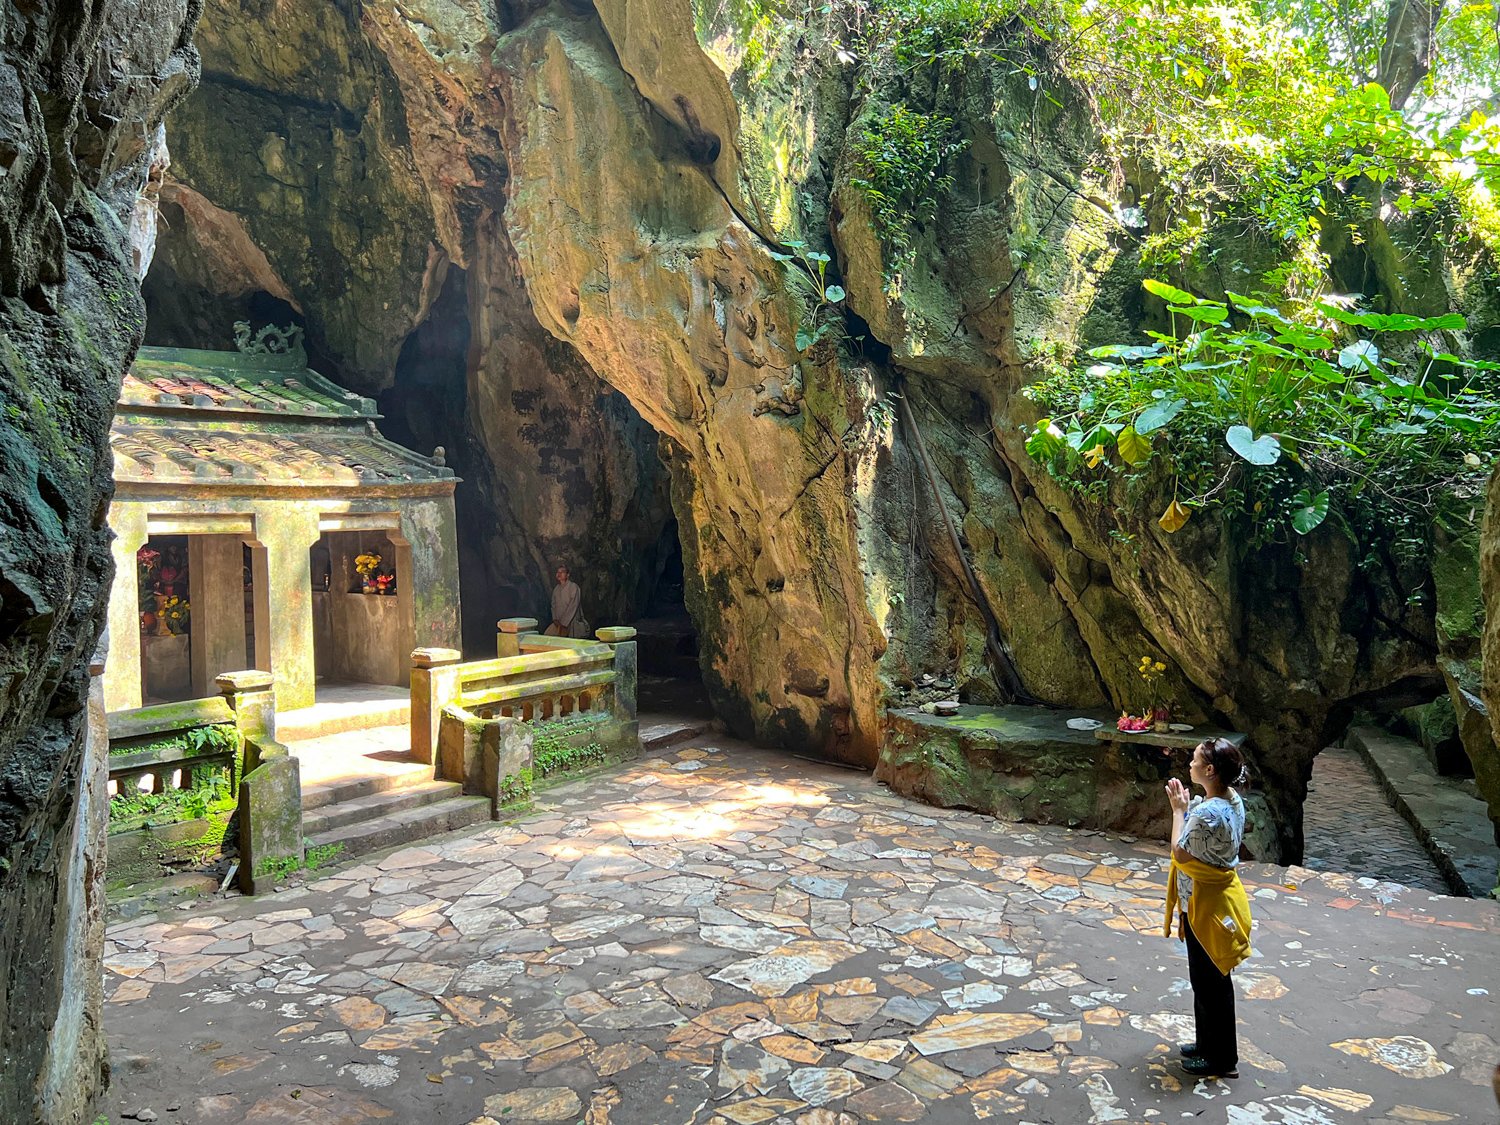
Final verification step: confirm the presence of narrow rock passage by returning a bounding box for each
[1303,747,1449,893]
[102,735,1498,1124]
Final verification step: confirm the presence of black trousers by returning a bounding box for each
[1182,912,1238,1067]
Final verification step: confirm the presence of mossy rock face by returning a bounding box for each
[1,2,199,1118]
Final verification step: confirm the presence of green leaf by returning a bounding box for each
[1087,343,1162,360]
[795,330,814,351]
[824,285,846,302]
[1319,305,1468,333]
[1116,425,1152,465]
[1225,424,1281,465]
[1290,489,1330,535]
[1168,303,1229,325]
[1135,397,1186,434]
[1338,339,1381,371]
[1025,419,1064,460]
[1274,330,1334,350]
[1143,278,1198,305]
[1226,292,1290,324]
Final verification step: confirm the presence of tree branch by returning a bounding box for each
[1377,0,1444,110]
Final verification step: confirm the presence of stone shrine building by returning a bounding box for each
[103,335,460,714]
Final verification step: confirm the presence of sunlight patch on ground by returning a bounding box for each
[611,779,830,840]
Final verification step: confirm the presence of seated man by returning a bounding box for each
[544,564,590,638]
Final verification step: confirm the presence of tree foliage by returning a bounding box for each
[1023,279,1500,550]
[837,0,1500,276]
[831,0,1499,565]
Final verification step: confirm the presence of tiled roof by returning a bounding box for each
[111,346,454,491]
[110,425,451,487]
[121,347,372,418]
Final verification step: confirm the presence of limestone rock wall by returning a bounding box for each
[145,0,1490,854]
[1475,470,1500,850]
[492,7,889,758]
[144,0,675,643]
[0,2,199,1120]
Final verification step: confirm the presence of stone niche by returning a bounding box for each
[312,529,410,687]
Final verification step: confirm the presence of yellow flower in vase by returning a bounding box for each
[1137,656,1169,727]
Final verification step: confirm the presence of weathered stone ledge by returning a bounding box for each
[877,705,1198,841]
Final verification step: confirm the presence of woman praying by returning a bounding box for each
[1163,737,1252,1080]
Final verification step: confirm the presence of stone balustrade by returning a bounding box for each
[107,695,240,805]
[414,623,639,812]
[105,670,303,894]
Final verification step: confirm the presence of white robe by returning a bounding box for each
[547,579,587,637]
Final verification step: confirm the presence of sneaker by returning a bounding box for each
[1181,1056,1238,1079]
[1177,1043,1202,1059]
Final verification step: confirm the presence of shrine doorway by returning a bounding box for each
[136,533,259,704]
[309,526,415,691]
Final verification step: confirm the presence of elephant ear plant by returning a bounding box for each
[1022,279,1500,553]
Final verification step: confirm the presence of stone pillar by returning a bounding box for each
[411,647,463,766]
[219,669,303,894]
[189,535,249,698]
[598,627,639,723]
[402,498,462,652]
[497,617,539,658]
[103,503,148,712]
[257,508,321,711]
[247,543,271,673]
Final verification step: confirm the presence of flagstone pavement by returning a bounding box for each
[102,735,1500,1125]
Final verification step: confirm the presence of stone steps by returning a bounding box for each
[300,763,434,812]
[641,716,713,751]
[279,692,411,743]
[306,792,491,861]
[295,712,695,866]
[1344,725,1499,897]
[302,778,464,836]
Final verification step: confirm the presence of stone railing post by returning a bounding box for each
[596,627,638,723]
[217,670,302,894]
[497,617,538,658]
[412,647,463,766]
[217,669,279,776]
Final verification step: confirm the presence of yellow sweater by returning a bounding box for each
[1164,855,1252,975]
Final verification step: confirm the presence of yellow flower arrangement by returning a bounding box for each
[354,552,382,577]
[162,595,190,634]
[1138,655,1168,714]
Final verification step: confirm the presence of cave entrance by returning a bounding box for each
[309,529,414,692]
[632,518,712,717]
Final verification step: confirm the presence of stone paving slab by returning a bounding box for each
[102,737,1500,1125]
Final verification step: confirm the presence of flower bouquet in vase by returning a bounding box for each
[1139,656,1170,731]
[355,552,382,593]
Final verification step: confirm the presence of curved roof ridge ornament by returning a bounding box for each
[233,321,306,363]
